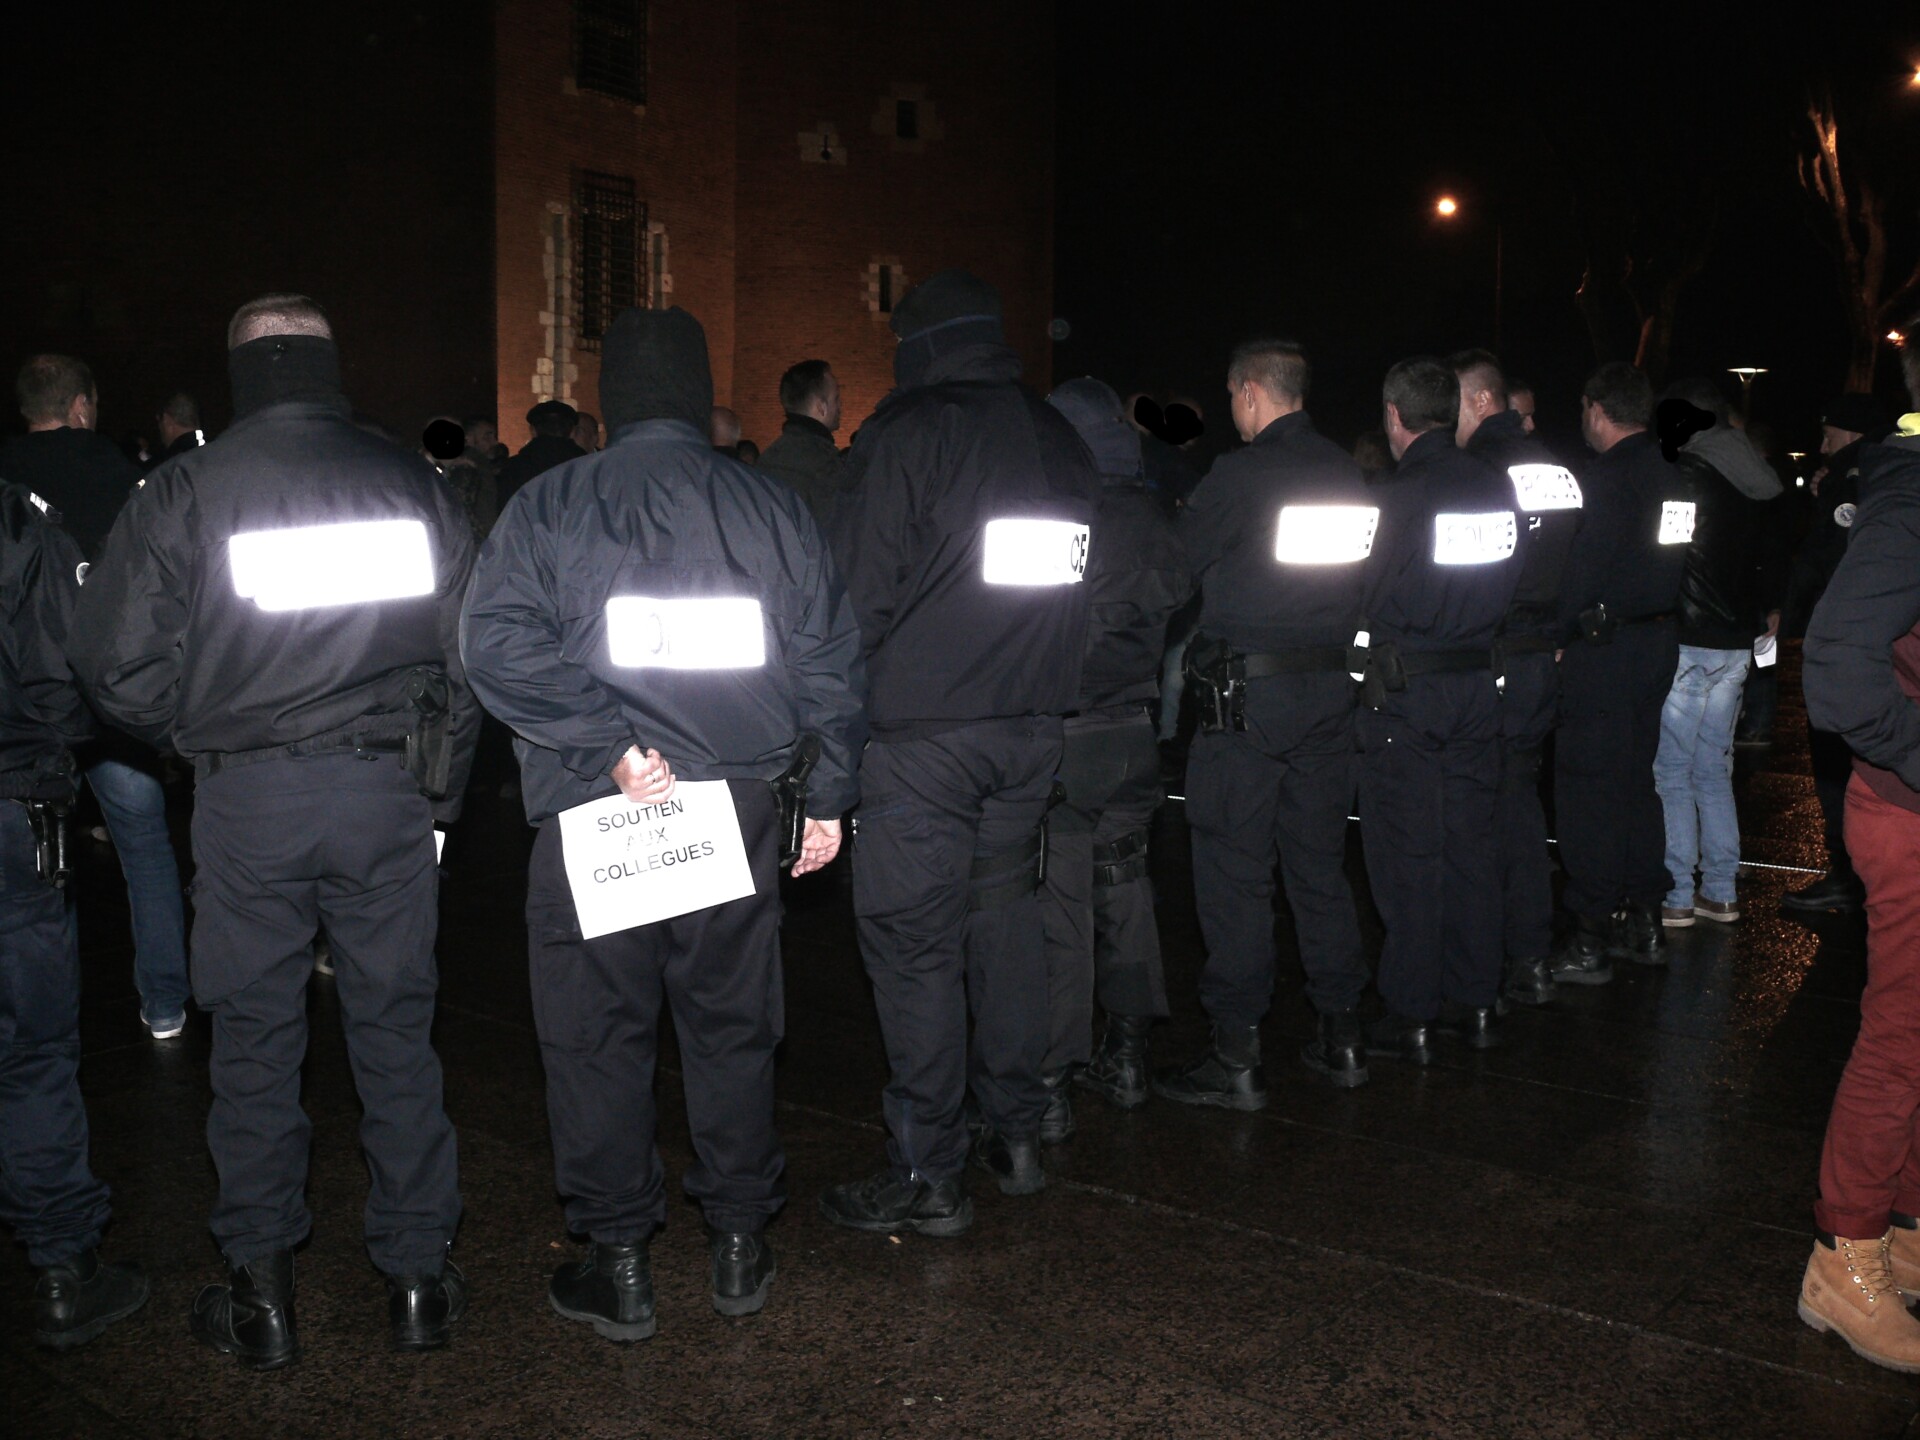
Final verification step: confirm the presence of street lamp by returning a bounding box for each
[1434,194,1503,353]
[1728,366,1768,416]
[1435,195,1458,218]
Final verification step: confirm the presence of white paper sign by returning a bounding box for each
[557,781,756,940]
[1754,634,1778,669]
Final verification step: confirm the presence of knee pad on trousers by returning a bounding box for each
[1092,829,1150,887]
[1500,746,1543,796]
[969,832,1042,911]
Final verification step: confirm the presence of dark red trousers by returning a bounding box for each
[1816,776,1920,1237]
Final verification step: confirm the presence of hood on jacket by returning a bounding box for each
[890,269,1006,389]
[1047,377,1143,482]
[600,306,714,432]
[1683,423,1783,501]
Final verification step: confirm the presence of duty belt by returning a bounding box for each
[1397,649,1497,677]
[199,734,408,778]
[1240,645,1352,679]
[1495,633,1559,659]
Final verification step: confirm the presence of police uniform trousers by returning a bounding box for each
[526,780,784,1240]
[0,800,112,1267]
[1555,625,1680,922]
[1186,674,1368,1027]
[1496,648,1561,962]
[191,754,458,1275]
[1039,708,1168,1073]
[853,716,1063,1180]
[1357,673,1503,1019]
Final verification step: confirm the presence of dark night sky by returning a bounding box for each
[1051,3,1920,464]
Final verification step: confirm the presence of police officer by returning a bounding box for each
[1034,378,1189,1132]
[819,269,1098,1228]
[1153,340,1378,1100]
[1451,350,1582,1006]
[461,306,864,1338]
[1549,362,1692,984]
[0,484,149,1350]
[1357,357,1524,1060]
[69,294,479,1367]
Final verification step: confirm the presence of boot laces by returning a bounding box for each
[1839,1235,1897,1303]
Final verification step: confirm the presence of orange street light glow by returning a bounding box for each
[1435,196,1459,217]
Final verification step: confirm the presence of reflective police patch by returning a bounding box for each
[982,518,1090,586]
[1432,511,1517,565]
[1274,504,1379,564]
[1507,464,1582,512]
[606,596,766,669]
[1658,501,1697,545]
[1835,502,1857,528]
[228,519,436,611]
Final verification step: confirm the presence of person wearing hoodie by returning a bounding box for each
[1651,379,1783,931]
[820,269,1098,1227]
[463,305,865,1339]
[68,294,480,1369]
[1796,342,1920,1375]
[1035,378,1189,1136]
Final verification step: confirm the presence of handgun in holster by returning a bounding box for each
[1185,637,1247,734]
[24,797,72,889]
[1578,603,1616,644]
[403,667,454,799]
[1037,778,1069,887]
[774,733,822,868]
[1359,642,1407,710]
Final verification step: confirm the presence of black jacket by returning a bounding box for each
[1672,449,1772,650]
[1079,476,1189,710]
[495,434,586,509]
[1181,410,1374,653]
[1786,436,1867,635]
[0,427,141,562]
[1465,410,1580,637]
[0,486,93,799]
[461,418,867,825]
[1364,429,1523,653]
[757,414,847,520]
[1560,431,1691,634]
[144,428,207,474]
[67,398,480,820]
[1805,428,1920,806]
[829,342,1099,736]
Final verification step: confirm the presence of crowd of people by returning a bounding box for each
[4,271,1920,1380]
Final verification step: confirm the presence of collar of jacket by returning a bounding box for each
[917,340,1023,389]
[1471,409,1526,447]
[1399,427,1455,467]
[781,413,837,443]
[609,417,708,447]
[1251,409,1312,447]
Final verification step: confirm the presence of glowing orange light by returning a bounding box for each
[1889,329,1907,346]
[1435,196,1459,218]
[1910,66,1920,88]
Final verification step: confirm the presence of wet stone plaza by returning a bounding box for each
[6,647,1917,1439]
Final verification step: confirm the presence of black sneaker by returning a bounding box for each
[32,1250,149,1351]
[1039,1070,1076,1145]
[1433,1002,1504,1050]
[1503,955,1556,1007]
[549,1241,655,1342]
[1298,1009,1369,1089]
[1151,1026,1268,1111]
[709,1232,775,1318]
[190,1250,299,1370]
[1782,870,1865,915]
[1610,902,1667,967]
[1076,1014,1152,1110]
[818,1170,973,1237]
[1548,923,1614,987]
[387,1260,467,1352]
[1365,1012,1435,1066]
[972,1128,1046,1195]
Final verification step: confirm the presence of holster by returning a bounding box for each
[1185,636,1246,734]
[1578,604,1616,644]
[24,797,72,889]
[772,733,822,868]
[402,668,454,799]
[1093,829,1149,887]
[1359,642,1407,709]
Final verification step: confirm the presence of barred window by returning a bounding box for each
[576,0,647,104]
[576,173,646,348]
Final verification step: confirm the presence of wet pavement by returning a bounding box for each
[7,644,1917,1438]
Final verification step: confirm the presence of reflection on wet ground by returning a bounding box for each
[8,646,1912,1438]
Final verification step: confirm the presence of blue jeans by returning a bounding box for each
[1654,646,1751,908]
[86,757,189,1020]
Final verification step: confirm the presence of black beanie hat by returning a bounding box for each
[599,306,715,433]
[1822,393,1888,437]
[889,268,1004,341]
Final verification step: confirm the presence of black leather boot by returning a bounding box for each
[1503,954,1556,1007]
[1548,919,1614,987]
[1610,901,1667,967]
[549,1241,656,1342]
[1151,1025,1268,1111]
[972,1128,1046,1195]
[1783,867,1865,914]
[1365,1011,1435,1066]
[818,1170,973,1237]
[1039,1069,1076,1145]
[191,1250,298,1370]
[1433,1001,1504,1050]
[1076,1015,1152,1110]
[386,1260,467,1352]
[1299,1009,1369,1088]
[32,1250,149,1351]
[710,1232,775,1317]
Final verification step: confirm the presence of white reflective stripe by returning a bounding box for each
[605,596,766,669]
[229,519,435,611]
[1274,504,1379,564]
[982,518,1089,586]
[1432,511,1517,565]
[1659,501,1697,545]
[24,492,50,515]
[1508,464,1582,512]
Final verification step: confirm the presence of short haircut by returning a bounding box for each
[529,408,576,438]
[779,359,834,414]
[1448,348,1507,408]
[160,392,200,427]
[1382,356,1459,433]
[1227,340,1309,405]
[1659,375,1731,425]
[1582,361,1654,430]
[227,293,333,349]
[16,354,95,423]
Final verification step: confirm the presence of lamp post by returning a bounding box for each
[1435,195,1504,355]
[1727,366,1768,418]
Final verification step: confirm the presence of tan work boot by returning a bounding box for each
[1887,1216,1920,1299]
[1799,1233,1920,1373]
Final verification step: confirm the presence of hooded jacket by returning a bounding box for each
[0,486,93,799]
[1671,429,1777,649]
